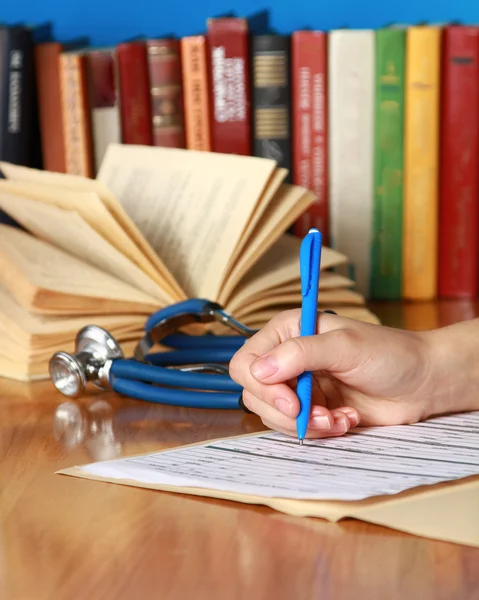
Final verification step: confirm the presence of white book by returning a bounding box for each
[328,29,375,297]
[92,106,121,175]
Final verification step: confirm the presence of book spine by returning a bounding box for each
[34,42,67,173]
[251,35,292,181]
[370,28,406,300]
[86,49,121,174]
[291,30,328,242]
[328,30,375,297]
[207,18,251,155]
[0,26,35,166]
[402,26,441,300]
[116,41,153,145]
[147,39,186,149]
[59,53,94,177]
[438,26,479,298]
[181,35,211,151]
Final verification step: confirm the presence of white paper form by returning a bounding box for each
[78,412,479,501]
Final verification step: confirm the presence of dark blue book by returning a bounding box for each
[250,33,292,182]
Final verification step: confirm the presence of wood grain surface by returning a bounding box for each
[2,300,479,600]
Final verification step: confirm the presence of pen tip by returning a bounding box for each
[299,439,303,446]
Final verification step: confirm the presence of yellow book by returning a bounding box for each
[402,25,441,299]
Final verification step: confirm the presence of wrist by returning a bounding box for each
[424,318,479,417]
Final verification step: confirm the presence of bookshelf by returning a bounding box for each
[1,11,479,304]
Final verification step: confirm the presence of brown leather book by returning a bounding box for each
[146,38,185,148]
[34,42,67,173]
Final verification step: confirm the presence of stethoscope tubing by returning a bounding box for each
[160,333,248,351]
[111,376,242,409]
[110,359,242,392]
[145,348,240,367]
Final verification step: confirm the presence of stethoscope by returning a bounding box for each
[49,299,257,411]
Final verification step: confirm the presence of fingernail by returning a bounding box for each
[275,398,293,416]
[342,410,359,427]
[310,415,332,430]
[333,416,348,433]
[250,356,278,380]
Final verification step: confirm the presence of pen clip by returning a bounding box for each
[300,229,321,297]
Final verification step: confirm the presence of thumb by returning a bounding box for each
[249,328,364,383]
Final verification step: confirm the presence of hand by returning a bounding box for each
[229,309,479,438]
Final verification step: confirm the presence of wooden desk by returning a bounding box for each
[2,301,479,600]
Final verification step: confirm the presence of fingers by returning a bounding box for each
[262,408,359,439]
[229,309,369,436]
[229,310,301,416]
[249,328,364,385]
[337,407,360,427]
[229,310,358,409]
[251,398,360,439]
[232,309,354,379]
[242,389,334,428]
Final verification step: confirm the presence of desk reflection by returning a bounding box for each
[51,394,260,461]
[53,399,122,461]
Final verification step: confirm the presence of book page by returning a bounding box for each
[227,273,354,315]
[0,282,144,347]
[0,192,175,304]
[240,305,381,329]
[0,320,142,360]
[96,144,278,299]
[226,168,287,269]
[0,179,163,284]
[70,412,479,502]
[233,289,365,321]
[218,186,316,304]
[224,235,350,311]
[270,273,354,294]
[0,162,184,299]
[0,225,160,313]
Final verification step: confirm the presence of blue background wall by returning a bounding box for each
[3,0,479,47]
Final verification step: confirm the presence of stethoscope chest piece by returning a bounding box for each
[49,325,124,398]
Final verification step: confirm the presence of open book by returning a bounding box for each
[0,144,379,380]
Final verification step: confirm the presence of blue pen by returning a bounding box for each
[296,228,323,445]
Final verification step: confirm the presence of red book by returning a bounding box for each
[291,31,328,244]
[438,25,479,298]
[116,41,153,145]
[207,17,251,155]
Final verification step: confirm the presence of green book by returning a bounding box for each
[370,27,406,299]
